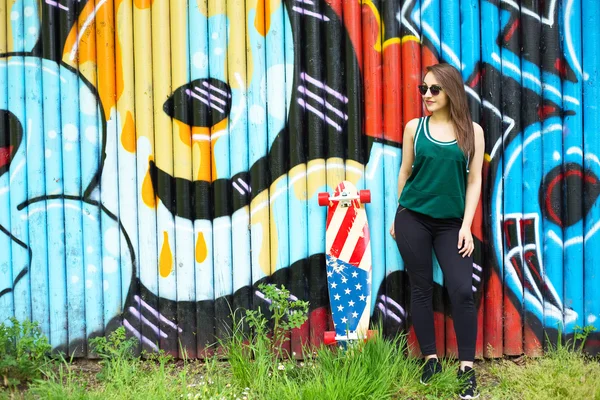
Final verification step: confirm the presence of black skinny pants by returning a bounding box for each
[394,205,477,361]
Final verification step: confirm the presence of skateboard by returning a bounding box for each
[318,180,376,346]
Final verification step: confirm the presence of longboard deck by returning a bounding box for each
[321,181,373,342]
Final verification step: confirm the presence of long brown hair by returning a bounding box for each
[425,63,474,158]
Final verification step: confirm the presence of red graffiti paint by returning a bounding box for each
[0,146,14,170]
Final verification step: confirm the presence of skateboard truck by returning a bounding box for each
[323,330,377,346]
[318,189,371,208]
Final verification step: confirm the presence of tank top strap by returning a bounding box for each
[413,116,427,156]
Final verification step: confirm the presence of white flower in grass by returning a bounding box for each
[278,363,285,371]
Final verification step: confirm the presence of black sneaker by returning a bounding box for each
[457,366,480,399]
[420,357,442,385]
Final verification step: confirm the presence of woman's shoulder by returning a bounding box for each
[472,121,484,136]
[472,122,485,148]
[405,118,422,131]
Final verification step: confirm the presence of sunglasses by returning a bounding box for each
[418,84,443,96]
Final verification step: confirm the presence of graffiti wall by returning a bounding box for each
[1,0,599,358]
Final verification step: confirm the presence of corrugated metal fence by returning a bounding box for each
[0,0,599,358]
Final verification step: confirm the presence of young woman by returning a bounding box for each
[390,63,484,399]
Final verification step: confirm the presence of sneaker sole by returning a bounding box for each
[459,393,480,399]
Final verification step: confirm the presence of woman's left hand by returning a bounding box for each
[457,226,474,258]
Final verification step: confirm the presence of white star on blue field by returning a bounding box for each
[326,254,369,335]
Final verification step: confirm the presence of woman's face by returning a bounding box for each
[421,72,449,113]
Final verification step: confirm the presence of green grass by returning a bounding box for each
[2,310,599,399]
[1,335,599,399]
[480,345,600,400]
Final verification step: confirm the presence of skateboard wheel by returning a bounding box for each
[324,331,337,345]
[367,330,377,340]
[359,190,371,204]
[318,192,330,206]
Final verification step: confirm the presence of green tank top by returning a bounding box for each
[399,116,469,219]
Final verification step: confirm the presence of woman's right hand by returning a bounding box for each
[390,224,395,239]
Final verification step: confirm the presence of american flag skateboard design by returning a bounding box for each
[318,180,376,344]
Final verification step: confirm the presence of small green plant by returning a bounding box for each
[0,318,52,388]
[572,324,597,353]
[223,284,309,389]
[550,324,597,354]
[89,326,139,382]
[246,283,309,357]
[89,327,138,361]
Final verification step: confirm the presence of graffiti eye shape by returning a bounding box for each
[163,78,232,128]
[0,110,23,178]
[541,162,600,228]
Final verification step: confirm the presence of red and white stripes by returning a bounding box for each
[325,182,371,270]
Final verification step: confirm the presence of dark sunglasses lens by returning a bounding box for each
[430,86,441,96]
[418,85,428,95]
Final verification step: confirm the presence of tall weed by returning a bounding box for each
[0,318,52,388]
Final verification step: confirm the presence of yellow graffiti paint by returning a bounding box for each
[345,159,365,186]
[269,177,286,275]
[307,158,327,199]
[402,35,421,44]
[210,119,229,181]
[171,0,193,183]
[152,0,174,177]
[159,231,173,277]
[121,111,136,153]
[192,127,212,182]
[96,0,118,119]
[228,0,248,90]
[196,0,208,16]
[134,0,153,9]
[0,2,6,54]
[5,0,18,53]
[289,164,308,201]
[195,232,208,263]
[250,190,271,276]
[62,0,96,67]
[115,0,137,155]
[383,37,401,50]
[132,6,154,149]
[361,0,384,52]
[209,0,226,15]
[326,157,346,190]
[142,162,156,208]
[255,0,271,37]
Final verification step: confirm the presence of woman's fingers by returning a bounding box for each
[461,240,474,258]
[457,232,464,249]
